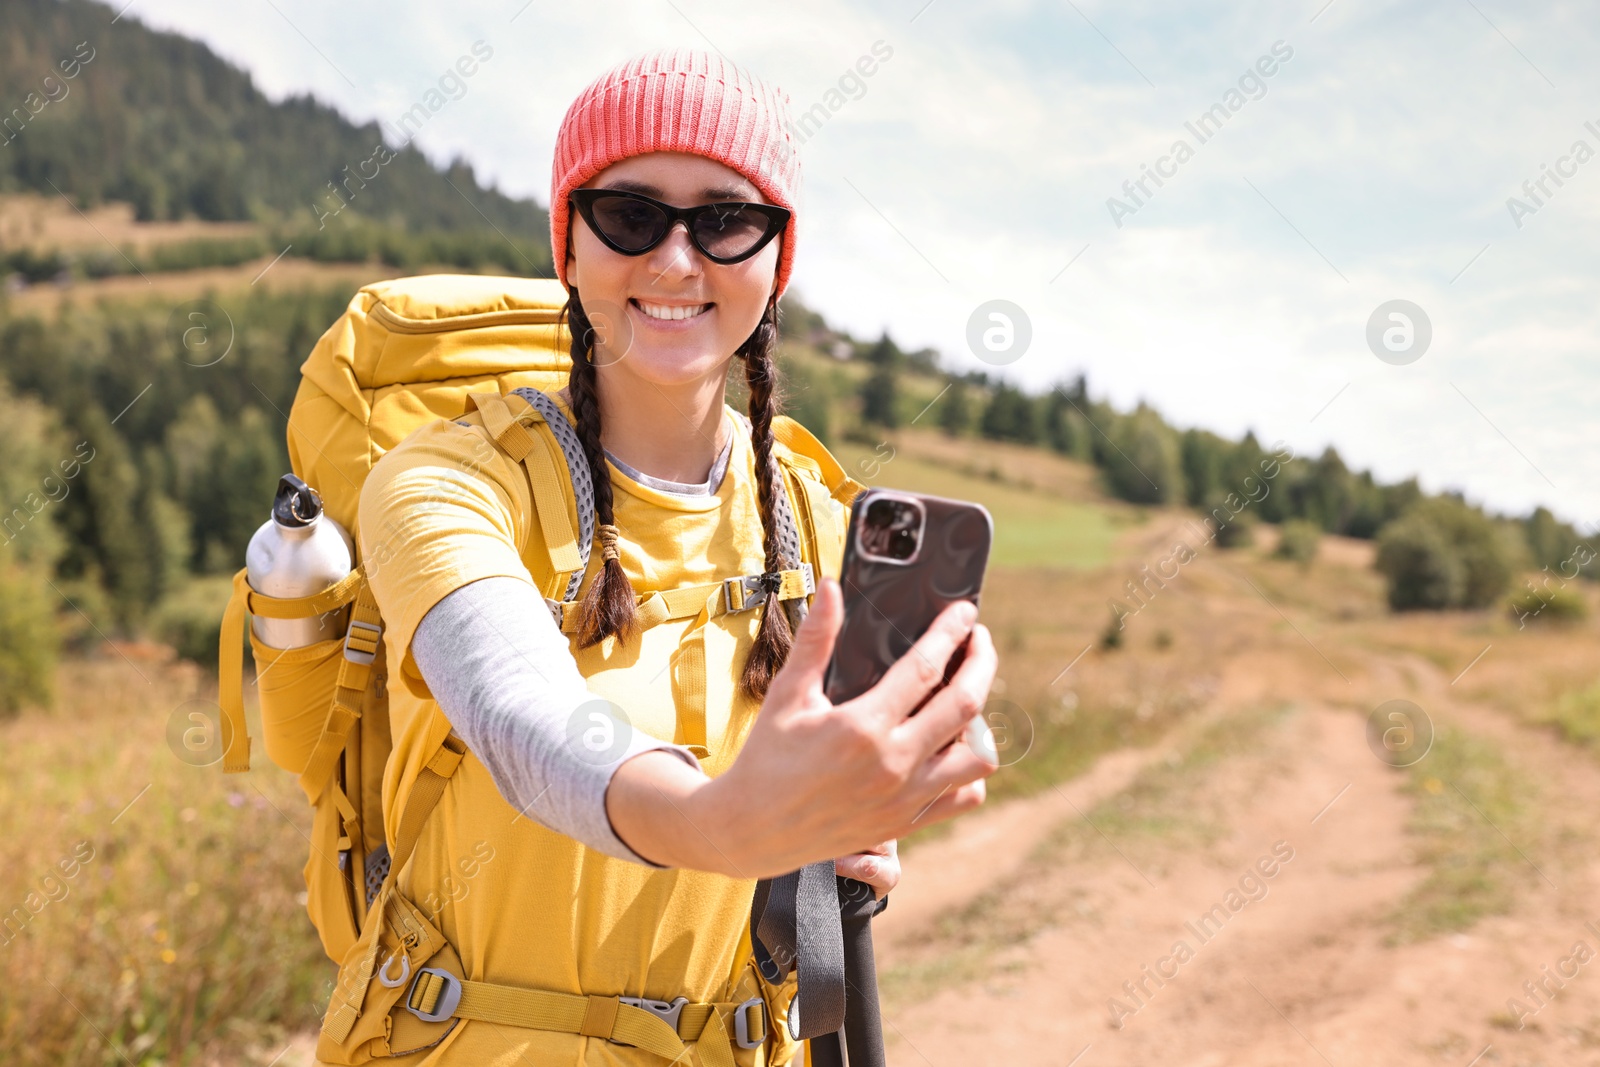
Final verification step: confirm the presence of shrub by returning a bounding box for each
[1540,679,1600,749]
[1201,494,1257,550]
[1376,499,1512,611]
[1214,507,1257,549]
[0,562,58,716]
[153,575,239,668]
[1375,513,1464,609]
[0,393,67,714]
[1507,584,1589,627]
[1275,519,1321,567]
[1100,606,1124,650]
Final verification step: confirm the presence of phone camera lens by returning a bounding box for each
[860,497,924,562]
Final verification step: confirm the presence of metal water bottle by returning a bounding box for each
[246,474,355,648]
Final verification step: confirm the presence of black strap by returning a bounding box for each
[751,860,846,1040]
[837,877,887,1067]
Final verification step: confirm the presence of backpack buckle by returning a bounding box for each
[725,564,815,612]
[733,996,767,1049]
[619,995,688,1032]
[723,574,767,613]
[405,966,462,1024]
[343,620,382,665]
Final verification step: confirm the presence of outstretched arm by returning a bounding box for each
[412,574,702,866]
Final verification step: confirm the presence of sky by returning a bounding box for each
[110,0,1599,527]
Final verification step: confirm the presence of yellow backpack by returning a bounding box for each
[214,274,863,1061]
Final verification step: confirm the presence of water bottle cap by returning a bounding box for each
[272,474,323,528]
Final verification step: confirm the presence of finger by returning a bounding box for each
[834,852,882,883]
[898,622,997,758]
[834,852,897,897]
[865,598,978,721]
[901,778,986,834]
[917,721,1000,791]
[767,576,843,700]
[906,738,996,822]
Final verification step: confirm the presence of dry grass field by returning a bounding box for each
[0,194,260,254]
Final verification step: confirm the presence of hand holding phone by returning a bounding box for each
[626,488,999,880]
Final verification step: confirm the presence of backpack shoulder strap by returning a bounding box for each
[772,415,867,508]
[510,387,595,606]
[458,388,594,608]
[770,417,863,616]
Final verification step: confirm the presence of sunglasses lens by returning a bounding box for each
[588,195,669,252]
[692,205,778,260]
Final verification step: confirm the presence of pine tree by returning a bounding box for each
[979,383,1039,444]
[858,332,901,429]
[938,377,971,437]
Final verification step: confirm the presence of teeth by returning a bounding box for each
[634,300,710,321]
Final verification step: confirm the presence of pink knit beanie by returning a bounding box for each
[550,49,802,298]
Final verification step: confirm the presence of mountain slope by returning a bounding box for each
[0,0,548,260]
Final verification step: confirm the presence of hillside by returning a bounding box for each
[0,0,550,268]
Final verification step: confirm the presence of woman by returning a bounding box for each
[350,48,998,1065]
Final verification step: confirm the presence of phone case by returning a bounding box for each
[823,489,993,704]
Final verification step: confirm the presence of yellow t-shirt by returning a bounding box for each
[348,394,852,1066]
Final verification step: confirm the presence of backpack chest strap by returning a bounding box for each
[543,564,814,634]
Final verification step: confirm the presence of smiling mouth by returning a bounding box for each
[631,298,712,322]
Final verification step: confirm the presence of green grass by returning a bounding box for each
[1387,725,1541,944]
[1066,703,1291,847]
[1532,677,1600,750]
[831,441,1120,569]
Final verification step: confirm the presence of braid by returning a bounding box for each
[738,298,793,700]
[563,289,638,648]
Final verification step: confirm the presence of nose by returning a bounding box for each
[643,220,702,289]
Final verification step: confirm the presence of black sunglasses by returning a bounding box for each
[569,188,790,265]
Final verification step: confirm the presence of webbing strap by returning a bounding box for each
[666,448,813,764]
[405,974,754,1067]
[297,578,383,814]
[668,585,727,759]
[465,390,583,589]
[391,739,466,882]
[753,862,848,1041]
[219,568,253,773]
[244,568,363,618]
[748,450,848,1043]
[319,737,467,1046]
[511,387,594,603]
[464,391,537,462]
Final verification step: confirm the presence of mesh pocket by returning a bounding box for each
[364,843,391,906]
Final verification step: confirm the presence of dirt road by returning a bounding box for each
[877,549,1600,1067]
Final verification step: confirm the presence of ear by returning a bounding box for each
[565,214,580,288]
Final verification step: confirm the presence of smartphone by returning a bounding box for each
[823,488,993,706]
